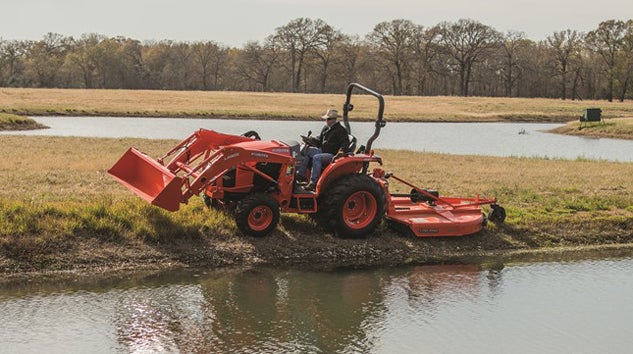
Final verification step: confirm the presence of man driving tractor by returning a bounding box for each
[297,108,350,190]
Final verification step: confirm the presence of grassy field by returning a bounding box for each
[550,117,633,139]
[2,87,633,122]
[1,135,632,275]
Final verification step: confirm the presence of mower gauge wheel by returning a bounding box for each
[488,204,506,223]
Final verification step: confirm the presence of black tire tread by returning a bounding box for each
[318,174,386,238]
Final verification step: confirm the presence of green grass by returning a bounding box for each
[0,196,241,257]
[0,113,47,131]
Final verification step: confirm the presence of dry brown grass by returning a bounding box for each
[0,136,176,201]
[380,150,633,193]
[2,88,633,122]
[549,117,633,140]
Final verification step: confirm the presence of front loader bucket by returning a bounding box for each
[108,148,184,211]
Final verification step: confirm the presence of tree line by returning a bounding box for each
[1,18,632,101]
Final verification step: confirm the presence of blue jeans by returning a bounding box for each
[297,147,334,184]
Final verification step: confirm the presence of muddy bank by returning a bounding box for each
[2,218,633,280]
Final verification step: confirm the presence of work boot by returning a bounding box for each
[295,174,307,184]
[304,182,315,191]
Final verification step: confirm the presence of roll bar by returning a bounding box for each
[342,83,386,153]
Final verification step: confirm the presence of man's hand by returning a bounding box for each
[301,135,316,146]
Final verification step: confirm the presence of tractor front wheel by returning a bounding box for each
[320,174,386,238]
[235,193,280,237]
[203,194,221,209]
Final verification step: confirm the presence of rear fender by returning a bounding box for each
[316,154,382,192]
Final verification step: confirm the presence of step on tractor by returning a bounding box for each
[109,83,505,238]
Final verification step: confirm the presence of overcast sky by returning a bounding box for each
[1,0,632,46]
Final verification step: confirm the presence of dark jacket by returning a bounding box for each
[314,121,350,154]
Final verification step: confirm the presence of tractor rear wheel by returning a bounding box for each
[235,193,280,237]
[319,174,386,238]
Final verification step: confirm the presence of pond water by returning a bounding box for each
[4,116,633,162]
[1,256,633,354]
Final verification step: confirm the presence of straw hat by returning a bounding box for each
[321,108,339,119]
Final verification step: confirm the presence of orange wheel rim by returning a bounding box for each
[342,191,377,229]
[248,206,273,231]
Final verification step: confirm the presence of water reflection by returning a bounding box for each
[115,285,204,353]
[2,258,633,353]
[131,268,389,353]
[400,265,482,311]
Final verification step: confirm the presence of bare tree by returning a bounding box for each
[274,18,330,92]
[0,39,29,86]
[170,43,194,89]
[438,19,503,96]
[312,24,344,93]
[585,20,626,101]
[367,19,418,95]
[501,31,530,97]
[119,38,148,89]
[237,36,280,91]
[68,33,108,88]
[93,37,128,88]
[619,20,633,101]
[192,41,226,90]
[25,32,72,87]
[547,29,584,99]
[337,35,367,86]
[0,37,4,84]
[410,26,440,95]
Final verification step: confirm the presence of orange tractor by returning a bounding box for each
[109,83,505,238]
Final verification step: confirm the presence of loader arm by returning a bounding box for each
[181,146,295,202]
[161,129,255,172]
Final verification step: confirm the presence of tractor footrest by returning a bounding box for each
[290,194,317,212]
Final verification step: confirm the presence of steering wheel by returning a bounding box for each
[242,130,261,140]
[301,134,317,147]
